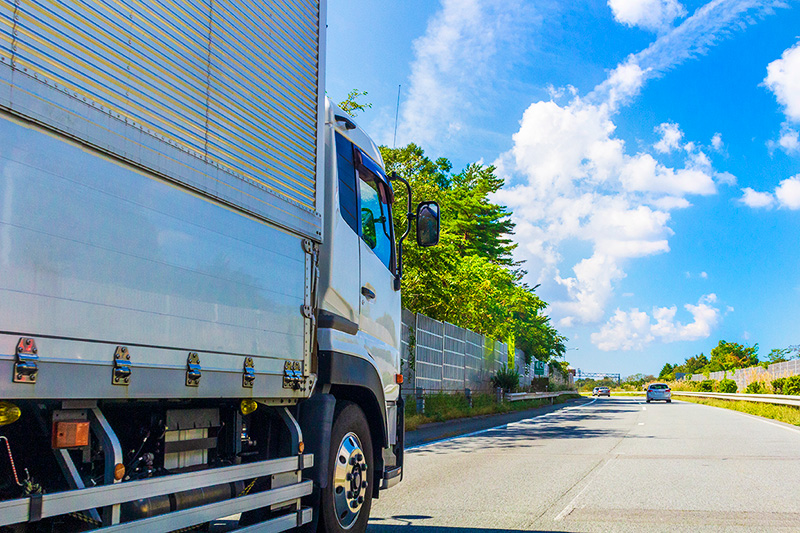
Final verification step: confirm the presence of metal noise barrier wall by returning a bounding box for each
[686,359,800,390]
[401,310,545,395]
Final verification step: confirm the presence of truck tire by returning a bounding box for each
[319,401,373,533]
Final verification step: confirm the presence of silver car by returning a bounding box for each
[646,383,672,403]
[592,387,610,397]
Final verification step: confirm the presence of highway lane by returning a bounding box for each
[368,396,800,532]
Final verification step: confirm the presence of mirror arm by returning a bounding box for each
[389,172,414,291]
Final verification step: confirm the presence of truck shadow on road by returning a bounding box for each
[408,416,652,456]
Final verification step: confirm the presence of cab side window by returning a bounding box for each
[335,133,358,233]
[357,158,394,271]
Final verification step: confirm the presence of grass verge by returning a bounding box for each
[405,392,580,431]
[677,396,800,427]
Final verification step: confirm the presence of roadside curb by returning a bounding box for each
[405,395,588,448]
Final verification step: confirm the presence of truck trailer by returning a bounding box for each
[0,1,439,531]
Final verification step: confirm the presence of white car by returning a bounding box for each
[592,387,610,397]
[646,383,672,403]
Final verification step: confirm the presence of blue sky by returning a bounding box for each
[326,0,800,377]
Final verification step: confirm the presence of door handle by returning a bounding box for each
[361,286,376,300]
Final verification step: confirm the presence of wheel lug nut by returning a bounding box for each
[347,490,353,498]
[349,457,357,465]
[362,480,368,488]
[350,500,358,509]
[356,453,363,461]
[346,473,352,481]
[357,496,364,504]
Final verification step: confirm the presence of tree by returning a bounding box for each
[766,347,800,364]
[381,143,565,366]
[707,340,758,371]
[658,363,674,379]
[338,89,372,117]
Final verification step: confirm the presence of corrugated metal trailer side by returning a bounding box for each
[0,0,324,240]
[0,0,325,400]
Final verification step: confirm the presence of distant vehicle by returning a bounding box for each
[647,383,672,403]
[593,387,611,397]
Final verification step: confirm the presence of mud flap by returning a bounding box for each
[297,393,335,532]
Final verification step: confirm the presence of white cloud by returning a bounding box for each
[700,271,708,279]
[608,0,687,32]
[778,129,799,153]
[740,175,800,210]
[651,196,691,210]
[494,1,788,328]
[591,294,721,351]
[775,175,800,209]
[740,187,775,208]
[654,122,684,153]
[397,0,537,149]
[765,41,800,123]
[711,132,723,151]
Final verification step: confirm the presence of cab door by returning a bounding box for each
[355,150,401,396]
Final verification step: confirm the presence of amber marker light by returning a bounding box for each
[240,399,258,415]
[0,402,21,426]
[395,374,404,384]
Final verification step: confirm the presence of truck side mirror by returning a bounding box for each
[416,201,440,247]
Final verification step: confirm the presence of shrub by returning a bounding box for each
[786,376,800,395]
[719,379,737,393]
[491,365,520,393]
[698,380,715,392]
[744,381,765,394]
[772,378,786,394]
[529,377,549,392]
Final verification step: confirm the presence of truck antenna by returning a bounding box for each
[393,84,401,148]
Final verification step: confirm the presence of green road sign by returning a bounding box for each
[534,360,545,376]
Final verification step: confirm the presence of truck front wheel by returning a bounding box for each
[319,401,373,533]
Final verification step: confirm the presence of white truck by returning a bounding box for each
[0,1,439,531]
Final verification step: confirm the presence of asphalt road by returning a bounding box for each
[368,396,800,533]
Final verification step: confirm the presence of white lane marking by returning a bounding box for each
[565,397,599,410]
[638,422,644,425]
[554,457,615,521]
[642,406,647,411]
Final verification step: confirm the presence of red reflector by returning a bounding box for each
[666,389,671,392]
[52,421,90,448]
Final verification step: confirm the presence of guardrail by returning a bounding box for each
[672,391,800,407]
[505,391,578,402]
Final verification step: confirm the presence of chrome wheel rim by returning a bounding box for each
[333,431,368,529]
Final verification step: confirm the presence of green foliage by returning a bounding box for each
[767,346,800,364]
[708,341,759,371]
[381,143,566,366]
[528,377,549,392]
[678,397,800,427]
[658,341,760,381]
[491,365,520,393]
[338,89,372,117]
[405,392,581,430]
[698,380,715,392]
[719,379,738,393]
[622,374,657,390]
[770,377,800,395]
[745,381,766,394]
